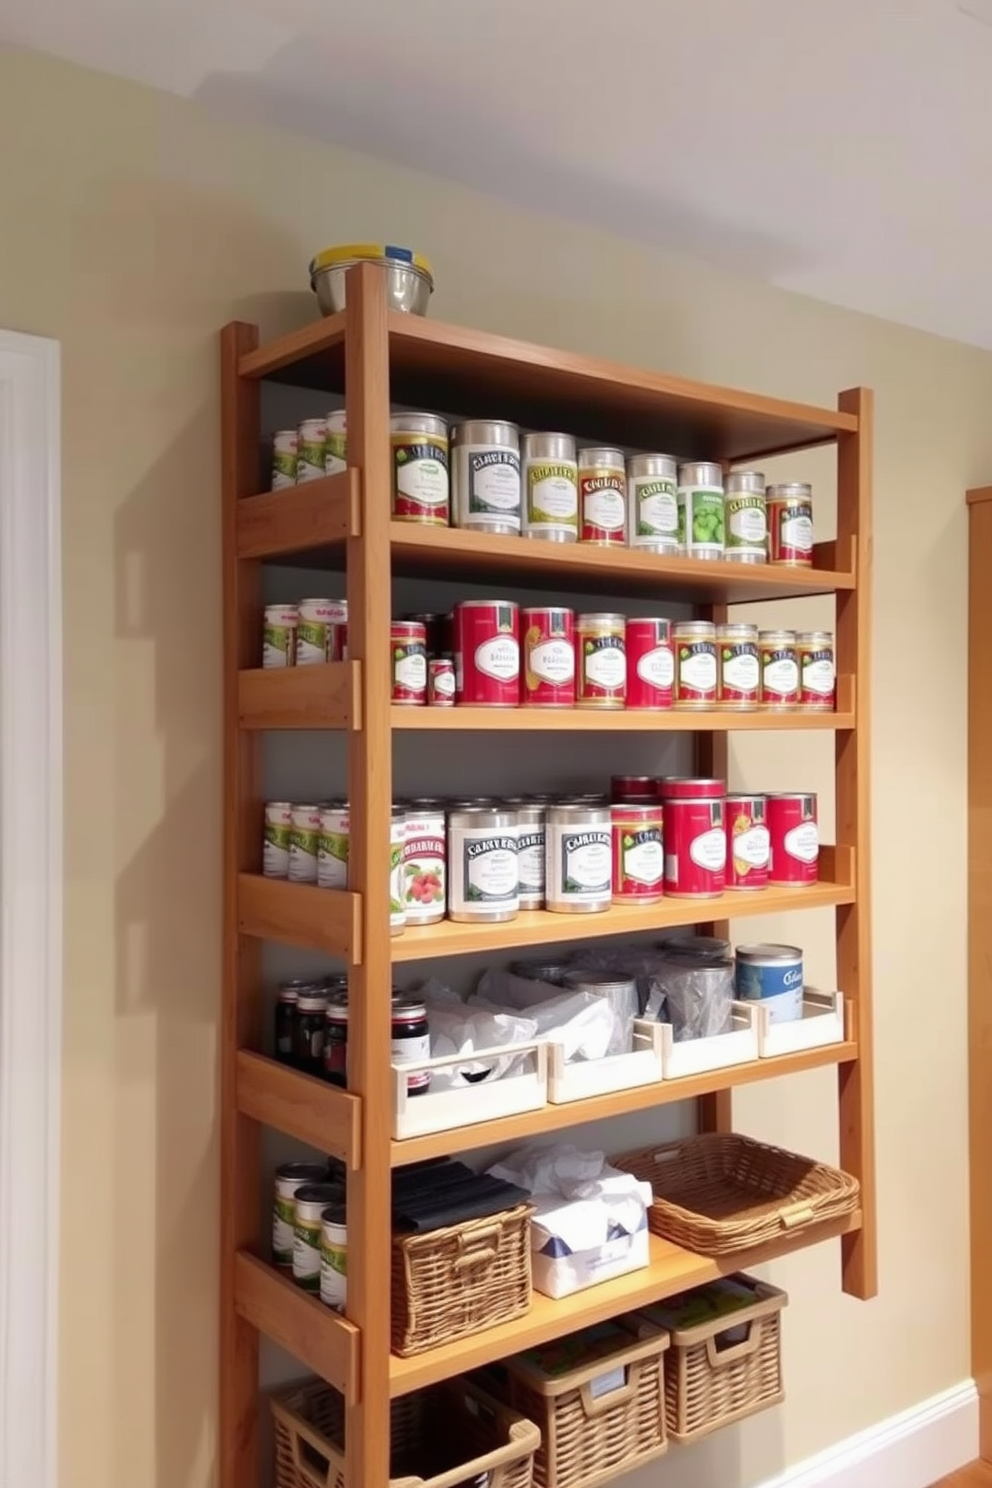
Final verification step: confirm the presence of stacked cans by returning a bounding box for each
[262,599,348,668]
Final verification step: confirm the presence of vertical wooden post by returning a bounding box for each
[220,323,264,1487]
[967,486,992,1454]
[835,387,877,1299]
[343,265,394,1488]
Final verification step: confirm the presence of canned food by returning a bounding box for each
[797,631,836,710]
[561,970,638,1042]
[390,807,407,935]
[766,792,819,886]
[294,991,329,1076]
[289,804,321,884]
[406,612,451,661]
[545,802,612,914]
[447,806,519,922]
[263,801,293,878]
[627,453,679,552]
[454,600,520,707]
[325,598,348,662]
[391,621,428,705]
[402,805,446,925]
[677,461,725,559]
[611,802,664,904]
[660,778,726,898]
[513,803,547,909]
[273,1163,328,1268]
[319,1203,348,1311]
[451,420,521,534]
[625,618,674,709]
[724,470,767,562]
[294,1183,344,1291]
[275,979,316,1064]
[390,413,449,525]
[767,482,813,565]
[512,957,570,984]
[576,613,626,709]
[522,432,578,543]
[317,802,349,890]
[297,418,327,483]
[392,995,431,1096]
[725,794,770,891]
[263,604,298,669]
[717,623,760,709]
[271,429,298,490]
[673,621,718,709]
[427,658,455,705]
[578,447,626,545]
[296,598,337,666]
[759,630,799,710]
[735,943,804,1023]
[659,933,731,964]
[323,993,349,1087]
[611,774,658,803]
[522,607,575,707]
[324,410,347,477]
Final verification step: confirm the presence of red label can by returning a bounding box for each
[522,607,575,707]
[725,794,770,891]
[766,792,819,886]
[611,774,658,803]
[625,618,674,709]
[576,612,626,708]
[767,484,814,566]
[797,631,836,710]
[660,778,726,897]
[427,658,455,706]
[611,803,664,903]
[578,449,627,545]
[390,621,427,705]
[454,601,520,707]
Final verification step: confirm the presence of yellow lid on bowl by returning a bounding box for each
[309,243,433,277]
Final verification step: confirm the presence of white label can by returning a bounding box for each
[448,807,519,922]
[402,806,446,925]
[627,453,679,551]
[677,461,725,559]
[271,429,298,491]
[263,801,293,878]
[324,410,347,477]
[319,1210,348,1311]
[317,803,349,890]
[451,420,521,534]
[545,803,612,913]
[522,432,578,543]
[263,604,297,669]
[297,418,327,483]
[289,804,321,883]
[273,1163,327,1268]
[295,598,336,666]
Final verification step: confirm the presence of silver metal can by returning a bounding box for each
[677,461,725,560]
[513,802,546,909]
[447,807,519,922]
[272,1163,329,1269]
[545,802,612,914]
[627,453,679,553]
[522,432,578,543]
[724,470,767,563]
[451,420,521,535]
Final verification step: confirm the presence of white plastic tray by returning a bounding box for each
[756,989,846,1058]
[392,1038,548,1140]
[547,1020,664,1105]
[660,1002,759,1080]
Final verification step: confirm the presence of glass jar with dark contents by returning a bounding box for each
[294,991,329,1077]
[391,994,431,1096]
[323,992,349,1088]
[275,979,307,1064]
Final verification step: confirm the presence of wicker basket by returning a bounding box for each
[271,1375,541,1488]
[392,1203,533,1357]
[615,1134,860,1255]
[640,1275,787,1442]
[497,1316,669,1488]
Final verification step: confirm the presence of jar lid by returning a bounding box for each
[309,242,433,278]
[392,995,427,1022]
[578,446,625,466]
[276,1162,329,1182]
[295,1182,345,1204]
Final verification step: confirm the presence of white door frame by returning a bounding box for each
[0,330,62,1488]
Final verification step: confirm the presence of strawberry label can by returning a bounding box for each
[725,793,770,890]
[766,792,819,886]
[522,607,575,707]
[611,803,664,904]
[402,806,446,924]
[625,618,674,709]
[391,621,427,705]
[660,778,726,898]
[454,600,520,706]
[576,612,626,708]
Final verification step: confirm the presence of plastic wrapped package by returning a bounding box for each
[474,969,626,1060]
[643,955,734,1041]
[417,979,538,1090]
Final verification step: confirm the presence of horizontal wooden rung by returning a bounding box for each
[239,662,362,730]
[237,471,359,559]
[238,875,363,961]
[237,1051,362,1167]
[234,1252,360,1402]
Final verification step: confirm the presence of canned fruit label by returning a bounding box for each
[462,835,519,905]
[526,462,578,530]
[676,641,717,701]
[770,500,813,562]
[689,828,727,873]
[403,823,446,922]
[580,472,626,543]
[720,643,760,702]
[263,623,295,668]
[580,636,626,696]
[761,646,799,701]
[466,449,521,525]
[428,662,456,705]
[392,435,449,523]
[392,637,427,703]
[517,827,546,899]
[324,430,347,477]
[631,477,678,544]
[801,648,835,703]
[678,488,725,553]
[725,497,767,551]
[475,634,520,682]
[557,830,612,900]
[784,822,819,863]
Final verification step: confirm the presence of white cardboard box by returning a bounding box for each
[392,1039,548,1141]
[756,989,846,1058]
[547,1020,664,1105]
[530,1184,653,1299]
[659,1002,759,1081]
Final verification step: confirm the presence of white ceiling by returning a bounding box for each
[5,0,992,347]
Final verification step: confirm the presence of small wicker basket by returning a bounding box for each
[271,1375,541,1488]
[615,1133,859,1255]
[391,1202,533,1356]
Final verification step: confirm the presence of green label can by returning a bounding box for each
[289,804,321,883]
[297,418,327,483]
[263,802,293,878]
[324,410,346,477]
[263,604,297,669]
[271,430,298,490]
[678,462,725,560]
[725,470,767,563]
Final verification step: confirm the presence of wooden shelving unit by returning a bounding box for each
[220,266,875,1488]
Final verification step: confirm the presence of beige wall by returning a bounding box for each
[0,42,981,1488]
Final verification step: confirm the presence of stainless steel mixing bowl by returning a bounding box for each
[309,245,434,317]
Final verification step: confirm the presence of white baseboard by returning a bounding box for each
[761,1379,979,1488]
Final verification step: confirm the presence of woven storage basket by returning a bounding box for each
[615,1134,859,1255]
[271,1375,540,1488]
[641,1275,787,1442]
[392,1202,533,1357]
[498,1316,669,1488]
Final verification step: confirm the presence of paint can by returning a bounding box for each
[766,792,819,886]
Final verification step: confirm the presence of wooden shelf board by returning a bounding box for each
[390,1041,858,1166]
[239,310,856,464]
[234,1252,360,1402]
[236,471,359,560]
[237,1052,362,1166]
[391,877,855,963]
[239,663,361,731]
[392,705,854,733]
[389,1213,862,1397]
[238,875,363,961]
